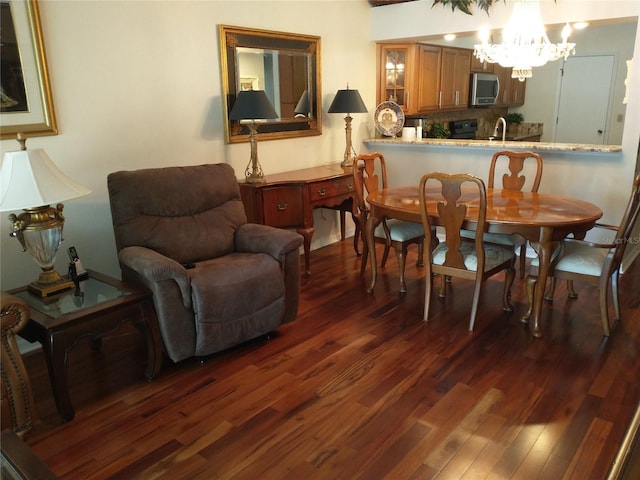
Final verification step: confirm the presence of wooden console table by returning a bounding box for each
[240,164,360,275]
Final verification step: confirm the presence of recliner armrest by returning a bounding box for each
[235,223,303,261]
[118,246,192,309]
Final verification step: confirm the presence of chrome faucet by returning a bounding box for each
[492,117,507,143]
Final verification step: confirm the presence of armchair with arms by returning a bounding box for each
[523,174,640,335]
[107,163,303,363]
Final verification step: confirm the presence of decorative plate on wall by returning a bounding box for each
[374,101,405,137]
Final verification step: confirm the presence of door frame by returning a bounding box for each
[552,52,618,144]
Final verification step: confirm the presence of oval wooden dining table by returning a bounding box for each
[365,185,603,337]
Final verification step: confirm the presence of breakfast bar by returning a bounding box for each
[365,137,623,154]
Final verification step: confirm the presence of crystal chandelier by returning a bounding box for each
[473,0,576,81]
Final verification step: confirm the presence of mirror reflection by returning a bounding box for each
[237,47,310,119]
[220,25,321,144]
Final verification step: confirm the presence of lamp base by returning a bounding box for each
[28,277,75,297]
[341,156,355,168]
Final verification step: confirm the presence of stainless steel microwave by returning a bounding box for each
[470,73,499,106]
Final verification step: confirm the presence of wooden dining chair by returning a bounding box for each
[463,150,543,279]
[523,174,640,336]
[419,172,516,331]
[353,152,425,293]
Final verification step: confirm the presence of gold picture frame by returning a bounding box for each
[1,0,57,139]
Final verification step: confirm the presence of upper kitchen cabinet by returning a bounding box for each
[440,47,471,110]
[377,43,472,113]
[511,76,526,106]
[495,64,526,106]
[377,43,419,114]
[470,55,494,73]
[416,45,442,112]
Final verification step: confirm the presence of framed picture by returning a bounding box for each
[1,0,57,139]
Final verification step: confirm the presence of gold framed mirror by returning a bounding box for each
[219,25,321,144]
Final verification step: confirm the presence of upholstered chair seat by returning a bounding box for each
[532,242,608,276]
[375,219,424,243]
[432,241,516,272]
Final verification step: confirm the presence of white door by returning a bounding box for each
[555,54,615,144]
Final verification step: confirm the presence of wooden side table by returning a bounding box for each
[9,270,162,422]
[240,164,360,275]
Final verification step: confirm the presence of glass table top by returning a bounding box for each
[14,277,132,319]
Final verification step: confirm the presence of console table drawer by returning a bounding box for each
[310,176,355,202]
[262,186,304,227]
[239,164,359,276]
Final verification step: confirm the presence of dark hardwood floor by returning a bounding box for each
[22,240,640,479]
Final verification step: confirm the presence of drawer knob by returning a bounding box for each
[276,201,288,211]
[346,182,353,190]
[317,187,327,196]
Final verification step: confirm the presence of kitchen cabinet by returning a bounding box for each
[377,43,419,114]
[511,77,526,106]
[440,47,471,110]
[416,45,441,112]
[471,54,494,73]
[378,43,472,113]
[495,64,526,106]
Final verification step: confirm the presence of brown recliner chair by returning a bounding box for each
[107,163,303,363]
[1,292,35,436]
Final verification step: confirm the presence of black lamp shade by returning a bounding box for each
[229,90,279,120]
[294,90,310,114]
[328,88,368,114]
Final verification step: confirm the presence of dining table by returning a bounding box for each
[365,185,603,337]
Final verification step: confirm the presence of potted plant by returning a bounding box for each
[428,122,451,139]
[505,112,524,135]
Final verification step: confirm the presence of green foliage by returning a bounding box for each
[431,0,503,15]
[431,0,555,16]
[428,122,451,139]
[505,112,524,124]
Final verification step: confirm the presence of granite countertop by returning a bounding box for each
[364,137,622,153]
[366,121,622,153]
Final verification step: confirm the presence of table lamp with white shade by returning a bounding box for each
[0,135,91,296]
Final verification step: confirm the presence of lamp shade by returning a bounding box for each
[229,90,279,120]
[0,149,91,212]
[294,90,310,115]
[328,88,368,114]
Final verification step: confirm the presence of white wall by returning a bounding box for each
[0,0,376,290]
[516,21,637,144]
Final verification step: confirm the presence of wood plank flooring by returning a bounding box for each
[22,240,640,479]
